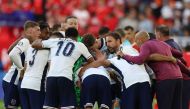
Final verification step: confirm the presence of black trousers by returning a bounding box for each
[156,79,183,109]
[182,80,190,109]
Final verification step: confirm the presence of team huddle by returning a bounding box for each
[2,16,190,109]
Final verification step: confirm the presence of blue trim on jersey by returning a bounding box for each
[40,63,48,92]
[7,52,25,84]
[10,69,18,84]
[21,53,25,66]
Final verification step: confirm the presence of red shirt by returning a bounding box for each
[183,52,190,68]
[132,43,140,52]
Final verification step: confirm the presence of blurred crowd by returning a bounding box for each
[1,0,190,35]
[0,0,190,72]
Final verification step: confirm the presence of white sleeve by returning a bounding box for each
[42,40,52,48]
[79,43,92,59]
[9,38,29,70]
[42,39,58,48]
[42,38,62,48]
[14,38,30,53]
[42,38,65,48]
[9,49,23,70]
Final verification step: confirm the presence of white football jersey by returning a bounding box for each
[82,66,111,82]
[42,38,92,80]
[108,57,150,90]
[3,38,29,85]
[108,45,150,89]
[121,45,139,56]
[14,38,30,54]
[21,46,49,91]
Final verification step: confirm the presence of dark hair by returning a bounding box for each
[148,32,156,40]
[51,32,64,38]
[38,21,50,31]
[185,45,190,51]
[98,26,110,36]
[114,28,125,37]
[65,27,78,38]
[51,24,61,32]
[65,16,77,23]
[24,21,39,31]
[82,34,96,48]
[106,32,121,43]
[155,25,170,36]
[124,26,134,31]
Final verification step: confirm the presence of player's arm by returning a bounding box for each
[8,36,23,54]
[9,49,24,70]
[9,39,29,70]
[147,53,177,63]
[86,57,94,64]
[79,42,95,63]
[79,59,111,77]
[32,39,43,49]
[32,38,57,50]
[79,49,111,77]
[19,62,27,80]
[170,47,183,58]
[117,43,151,64]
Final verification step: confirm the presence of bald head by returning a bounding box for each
[135,31,150,47]
[135,31,150,39]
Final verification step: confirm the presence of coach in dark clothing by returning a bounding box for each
[156,25,190,109]
[117,31,183,109]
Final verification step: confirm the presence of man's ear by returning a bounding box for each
[25,28,32,36]
[117,39,121,45]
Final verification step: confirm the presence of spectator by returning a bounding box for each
[72,2,90,28]
[118,8,138,29]
[138,13,154,32]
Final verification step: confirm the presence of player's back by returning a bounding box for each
[82,66,110,82]
[109,57,150,89]
[42,38,92,80]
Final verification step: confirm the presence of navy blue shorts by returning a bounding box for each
[44,77,77,108]
[111,83,121,101]
[2,80,20,108]
[121,82,152,109]
[19,88,45,109]
[80,74,112,109]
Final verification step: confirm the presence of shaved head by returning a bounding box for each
[135,31,150,47]
[135,31,150,39]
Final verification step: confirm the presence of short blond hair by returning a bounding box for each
[24,21,39,31]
